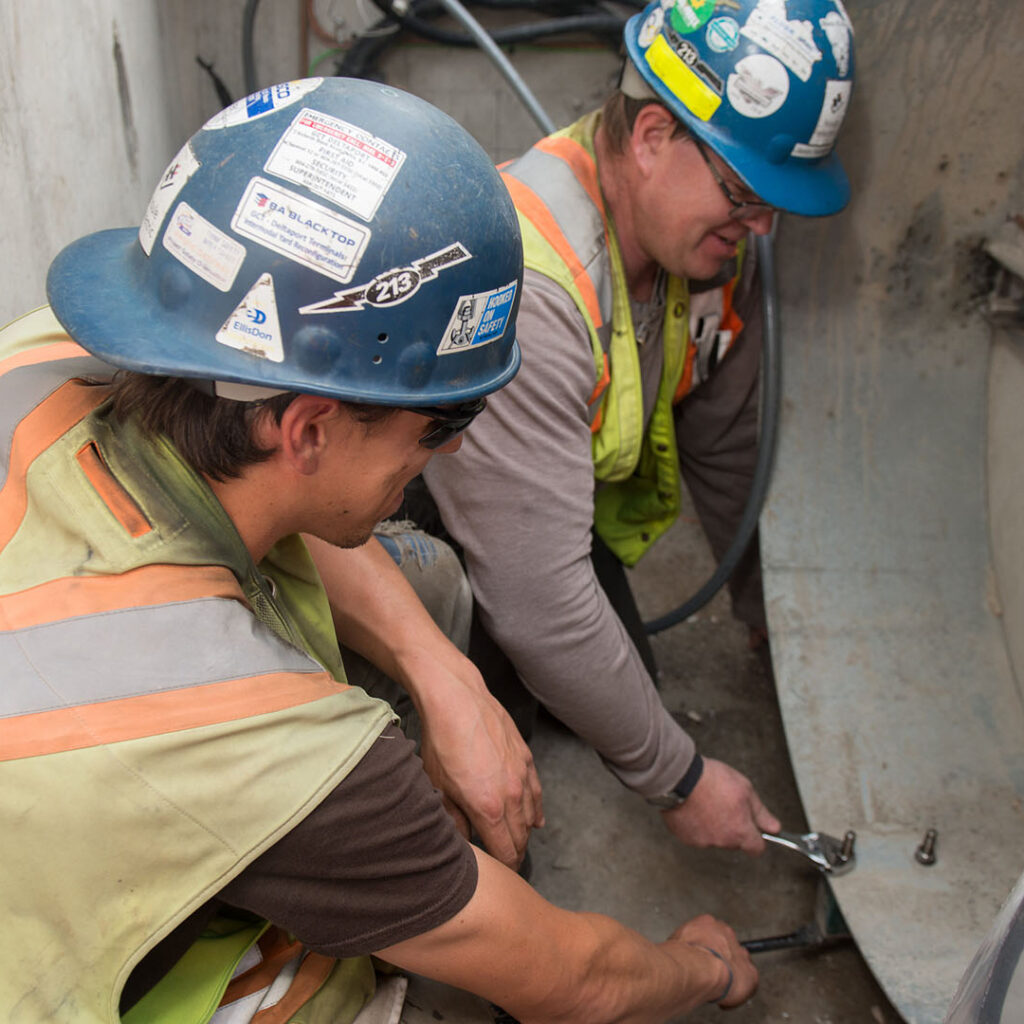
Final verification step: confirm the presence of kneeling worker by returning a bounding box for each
[0,77,755,1022]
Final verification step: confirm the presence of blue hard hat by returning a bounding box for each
[623,0,855,216]
[47,78,522,405]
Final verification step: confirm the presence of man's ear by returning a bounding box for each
[630,103,679,177]
[274,394,346,476]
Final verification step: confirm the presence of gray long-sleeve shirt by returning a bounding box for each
[425,270,694,798]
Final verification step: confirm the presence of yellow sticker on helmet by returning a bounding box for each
[645,35,722,122]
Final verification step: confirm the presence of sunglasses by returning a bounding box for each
[407,396,488,449]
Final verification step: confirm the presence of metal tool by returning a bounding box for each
[761,829,857,876]
[742,879,852,954]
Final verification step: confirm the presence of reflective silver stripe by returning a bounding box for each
[1,596,321,718]
[0,354,112,491]
[503,146,614,322]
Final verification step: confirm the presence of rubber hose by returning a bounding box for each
[643,227,781,634]
[366,0,626,47]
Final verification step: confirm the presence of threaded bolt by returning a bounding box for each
[840,830,856,862]
[915,829,938,866]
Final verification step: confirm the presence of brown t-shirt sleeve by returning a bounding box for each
[216,722,478,957]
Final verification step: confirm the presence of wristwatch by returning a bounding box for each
[646,754,705,809]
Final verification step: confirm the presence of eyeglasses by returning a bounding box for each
[693,140,777,223]
[407,396,487,449]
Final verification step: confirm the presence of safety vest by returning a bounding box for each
[0,308,395,1024]
[501,112,744,565]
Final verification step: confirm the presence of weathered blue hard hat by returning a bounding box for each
[623,0,855,216]
[47,77,522,404]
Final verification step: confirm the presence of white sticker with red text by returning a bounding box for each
[265,110,406,222]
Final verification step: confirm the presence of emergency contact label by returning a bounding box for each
[231,177,371,285]
[163,202,246,292]
[265,109,406,222]
[437,280,517,356]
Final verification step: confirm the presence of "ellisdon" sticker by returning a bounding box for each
[215,273,284,362]
[299,244,472,315]
[231,177,371,285]
[437,280,518,356]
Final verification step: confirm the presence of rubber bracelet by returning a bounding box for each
[694,944,733,1004]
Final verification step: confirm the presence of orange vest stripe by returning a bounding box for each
[0,340,92,378]
[0,670,345,762]
[535,135,605,213]
[250,953,337,1023]
[76,440,153,538]
[0,564,245,630]
[501,173,604,328]
[0,380,109,549]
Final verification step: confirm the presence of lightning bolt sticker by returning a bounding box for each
[299,244,472,314]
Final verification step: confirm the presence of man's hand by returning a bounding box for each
[660,757,780,854]
[668,914,758,1008]
[411,653,544,869]
[303,534,543,870]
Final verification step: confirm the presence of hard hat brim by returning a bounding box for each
[47,228,522,405]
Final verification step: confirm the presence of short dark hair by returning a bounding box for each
[108,372,394,481]
[600,92,690,154]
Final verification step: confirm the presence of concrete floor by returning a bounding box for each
[400,496,902,1023]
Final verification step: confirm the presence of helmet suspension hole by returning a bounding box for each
[372,355,383,365]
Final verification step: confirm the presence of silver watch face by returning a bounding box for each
[646,792,684,809]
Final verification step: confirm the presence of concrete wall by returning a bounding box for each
[0,0,302,327]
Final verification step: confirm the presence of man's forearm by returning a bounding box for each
[379,850,752,1023]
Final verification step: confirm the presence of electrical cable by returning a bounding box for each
[242,0,261,94]
[643,226,781,634]
[235,0,783,633]
[365,0,627,47]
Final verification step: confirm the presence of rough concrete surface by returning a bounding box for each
[400,493,901,1023]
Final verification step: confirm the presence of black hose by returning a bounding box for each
[643,230,782,635]
[366,0,626,47]
[242,0,260,94]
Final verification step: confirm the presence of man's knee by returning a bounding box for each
[374,523,473,653]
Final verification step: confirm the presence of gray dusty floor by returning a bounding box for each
[401,501,901,1023]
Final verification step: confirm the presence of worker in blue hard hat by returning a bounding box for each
[421,0,855,853]
[1,75,758,1022]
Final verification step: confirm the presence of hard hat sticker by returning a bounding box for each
[791,79,851,158]
[830,0,853,32]
[726,53,790,119]
[437,280,518,356]
[667,0,716,36]
[216,273,284,362]
[705,16,741,53]
[819,11,851,76]
[139,142,200,255]
[646,34,722,121]
[232,177,371,285]
[299,244,472,315]
[638,6,664,47]
[163,202,247,293]
[740,0,821,83]
[203,79,324,130]
[266,110,406,223]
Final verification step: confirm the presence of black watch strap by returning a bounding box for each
[646,753,705,809]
